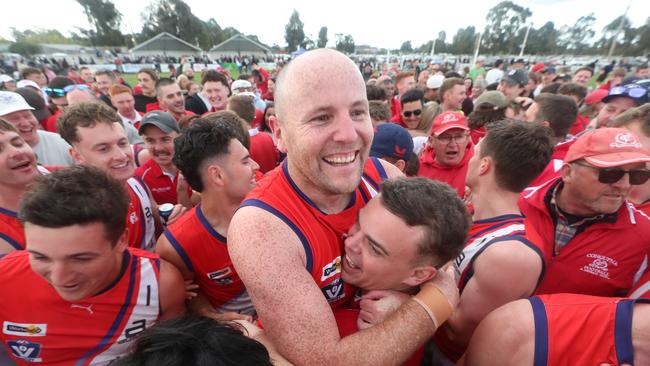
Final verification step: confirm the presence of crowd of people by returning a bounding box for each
[0,47,649,365]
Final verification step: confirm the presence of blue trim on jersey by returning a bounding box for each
[164,230,195,273]
[615,299,635,364]
[0,207,17,217]
[129,178,150,249]
[473,214,524,225]
[369,156,388,181]
[0,233,22,250]
[196,205,227,243]
[77,253,139,365]
[282,159,356,215]
[242,198,313,273]
[359,185,370,204]
[530,296,549,366]
[95,251,131,296]
[467,218,524,242]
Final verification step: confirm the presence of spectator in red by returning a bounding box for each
[135,111,192,207]
[557,82,588,135]
[109,84,143,129]
[593,83,648,128]
[135,68,160,113]
[418,111,473,198]
[227,95,278,174]
[439,77,467,113]
[262,77,275,101]
[572,67,594,87]
[392,89,423,129]
[377,76,400,120]
[78,67,94,86]
[186,70,230,115]
[94,69,117,108]
[252,64,269,96]
[156,78,194,121]
[598,67,627,91]
[525,93,578,187]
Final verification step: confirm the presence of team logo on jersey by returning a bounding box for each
[321,256,342,281]
[207,267,234,285]
[129,211,138,224]
[3,322,47,337]
[321,278,345,303]
[7,339,42,362]
[581,253,619,279]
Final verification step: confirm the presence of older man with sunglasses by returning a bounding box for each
[520,127,650,297]
[418,111,473,198]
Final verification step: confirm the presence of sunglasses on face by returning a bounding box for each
[574,162,650,185]
[403,109,422,118]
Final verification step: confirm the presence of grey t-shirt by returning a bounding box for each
[33,130,74,167]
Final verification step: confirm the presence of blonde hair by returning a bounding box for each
[410,102,441,137]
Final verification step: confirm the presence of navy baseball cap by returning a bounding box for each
[602,83,649,106]
[370,123,414,161]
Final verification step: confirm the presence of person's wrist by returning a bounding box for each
[412,282,453,329]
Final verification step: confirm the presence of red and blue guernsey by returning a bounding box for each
[242,157,388,308]
[0,248,161,365]
[529,294,649,366]
[126,177,156,251]
[163,205,254,315]
[520,178,650,297]
[0,207,25,251]
[435,214,550,361]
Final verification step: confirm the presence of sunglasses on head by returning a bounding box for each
[609,86,648,99]
[403,109,422,118]
[45,84,90,97]
[574,162,650,185]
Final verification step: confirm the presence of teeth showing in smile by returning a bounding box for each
[346,254,359,269]
[113,162,128,169]
[324,152,356,165]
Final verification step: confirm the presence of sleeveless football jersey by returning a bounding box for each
[530,294,649,366]
[164,205,253,314]
[0,248,161,365]
[126,177,156,251]
[0,207,24,251]
[242,157,387,309]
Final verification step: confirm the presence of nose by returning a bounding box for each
[49,261,72,287]
[612,173,631,190]
[343,231,362,254]
[250,158,260,173]
[332,115,358,144]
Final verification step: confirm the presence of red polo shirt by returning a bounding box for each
[418,144,473,198]
[135,159,187,205]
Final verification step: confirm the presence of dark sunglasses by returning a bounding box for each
[403,109,422,118]
[45,84,90,97]
[574,162,650,185]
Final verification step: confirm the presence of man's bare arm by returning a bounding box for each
[229,206,451,366]
[158,259,187,320]
[441,242,542,348]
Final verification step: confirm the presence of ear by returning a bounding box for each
[560,163,573,183]
[403,266,437,287]
[426,135,434,148]
[395,159,406,172]
[478,156,491,176]
[114,229,128,253]
[270,115,287,153]
[206,164,225,187]
[69,147,84,164]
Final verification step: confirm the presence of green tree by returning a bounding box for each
[525,22,560,55]
[11,29,75,44]
[450,26,476,54]
[76,0,125,46]
[482,1,532,53]
[335,34,355,54]
[595,16,635,55]
[634,17,650,56]
[400,40,413,53]
[434,31,448,53]
[140,0,206,49]
[317,26,328,48]
[285,10,305,52]
[9,42,42,56]
[558,14,596,55]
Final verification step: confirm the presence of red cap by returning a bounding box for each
[564,128,650,168]
[584,89,608,106]
[430,111,469,136]
[531,63,545,73]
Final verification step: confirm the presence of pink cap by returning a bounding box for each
[584,89,608,106]
[430,111,469,136]
[564,128,650,168]
[531,63,545,73]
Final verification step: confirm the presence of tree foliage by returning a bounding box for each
[335,34,355,54]
[317,26,328,48]
[76,0,125,46]
[450,26,476,55]
[400,41,413,53]
[285,10,305,52]
[482,1,532,53]
[558,14,596,55]
[9,42,42,56]
[11,29,74,44]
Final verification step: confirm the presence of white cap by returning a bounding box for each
[426,74,445,89]
[16,79,40,90]
[0,75,14,83]
[231,79,252,95]
[0,91,34,116]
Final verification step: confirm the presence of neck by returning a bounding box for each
[555,185,598,216]
[200,189,240,236]
[0,184,27,211]
[441,102,456,112]
[159,162,177,174]
[633,303,650,366]
[287,161,354,214]
[471,183,521,220]
[144,90,156,98]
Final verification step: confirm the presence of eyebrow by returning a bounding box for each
[28,250,98,259]
[356,210,390,256]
